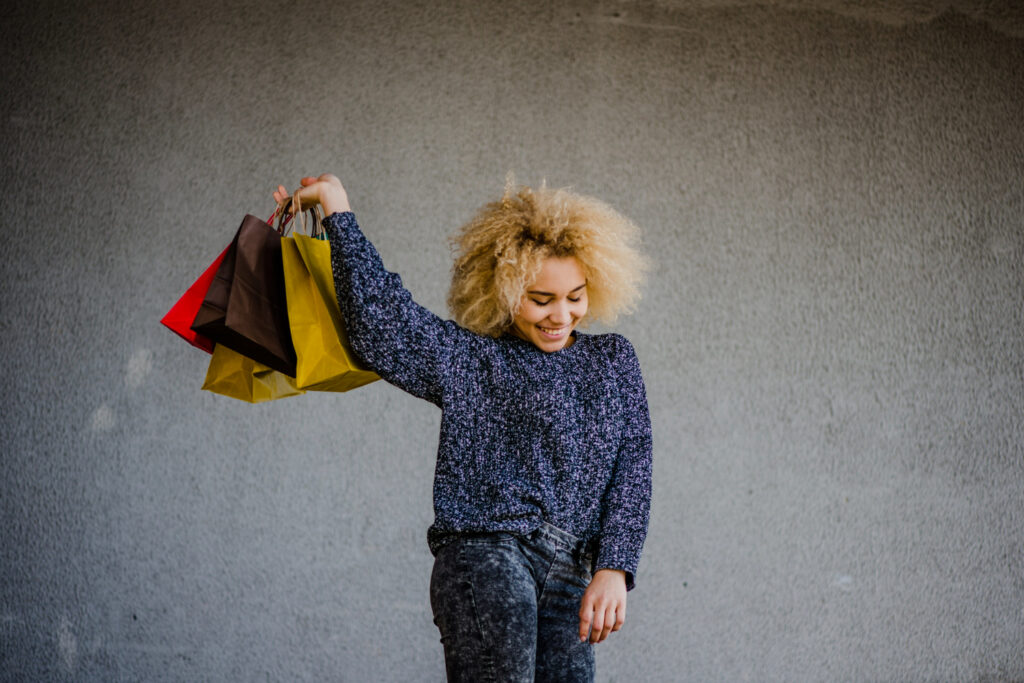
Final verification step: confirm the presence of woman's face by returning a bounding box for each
[511,256,588,352]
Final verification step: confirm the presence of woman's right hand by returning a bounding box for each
[274,173,351,216]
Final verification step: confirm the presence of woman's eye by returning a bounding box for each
[568,296,581,303]
[532,299,551,306]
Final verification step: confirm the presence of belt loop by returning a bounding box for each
[572,538,595,571]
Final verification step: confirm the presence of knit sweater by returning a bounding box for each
[324,211,652,588]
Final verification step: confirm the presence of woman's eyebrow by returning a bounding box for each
[528,283,587,296]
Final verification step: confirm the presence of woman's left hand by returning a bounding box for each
[578,568,627,643]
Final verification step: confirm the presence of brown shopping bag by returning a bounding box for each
[281,217,380,392]
[201,344,305,403]
[191,211,297,376]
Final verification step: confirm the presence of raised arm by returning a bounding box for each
[275,174,463,405]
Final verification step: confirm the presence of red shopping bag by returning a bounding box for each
[160,245,230,353]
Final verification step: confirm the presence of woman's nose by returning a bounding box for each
[549,301,570,324]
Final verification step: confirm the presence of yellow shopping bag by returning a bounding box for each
[281,232,380,392]
[201,343,305,403]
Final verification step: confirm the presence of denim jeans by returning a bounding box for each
[429,522,596,683]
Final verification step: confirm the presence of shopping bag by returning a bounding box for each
[201,343,305,403]
[160,245,230,353]
[282,230,380,392]
[191,212,297,376]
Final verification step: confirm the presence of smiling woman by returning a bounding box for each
[274,174,652,683]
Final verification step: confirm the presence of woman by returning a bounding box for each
[275,174,652,682]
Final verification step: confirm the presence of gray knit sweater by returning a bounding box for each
[324,211,652,588]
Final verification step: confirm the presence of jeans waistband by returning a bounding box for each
[531,521,581,548]
[531,522,597,570]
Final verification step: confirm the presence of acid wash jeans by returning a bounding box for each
[429,522,596,683]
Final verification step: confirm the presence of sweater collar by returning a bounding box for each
[501,330,586,356]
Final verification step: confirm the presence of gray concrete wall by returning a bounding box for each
[2,1,1022,680]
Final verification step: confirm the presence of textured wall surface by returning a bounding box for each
[2,1,1022,681]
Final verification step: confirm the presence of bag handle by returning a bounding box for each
[270,199,294,235]
[269,196,325,239]
[289,195,326,238]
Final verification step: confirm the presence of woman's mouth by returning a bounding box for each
[538,326,569,339]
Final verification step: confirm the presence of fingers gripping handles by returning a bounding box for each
[274,197,327,240]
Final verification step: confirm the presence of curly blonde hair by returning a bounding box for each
[447,179,648,337]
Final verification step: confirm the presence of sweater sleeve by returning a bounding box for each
[323,211,461,405]
[594,334,653,591]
